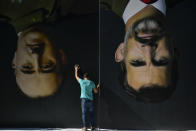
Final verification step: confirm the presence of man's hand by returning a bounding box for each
[74,64,80,81]
[97,84,100,89]
[93,83,100,94]
[74,64,80,71]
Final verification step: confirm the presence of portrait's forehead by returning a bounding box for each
[16,71,61,97]
[129,67,168,83]
[16,72,61,94]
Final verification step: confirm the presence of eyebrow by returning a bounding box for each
[128,55,170,67]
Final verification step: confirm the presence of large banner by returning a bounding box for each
[0,0,196,130]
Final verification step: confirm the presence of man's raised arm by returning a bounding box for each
[74,64,80,81]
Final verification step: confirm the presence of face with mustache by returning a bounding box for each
[115,17,175,102]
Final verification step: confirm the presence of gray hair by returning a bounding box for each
[124,17,165,46]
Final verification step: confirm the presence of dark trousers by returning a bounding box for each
[81,98,94,127]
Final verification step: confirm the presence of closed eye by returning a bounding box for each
[21,64,35,74]
[153,58,169,66]
[40,61,56,73]
[129,60,146,67]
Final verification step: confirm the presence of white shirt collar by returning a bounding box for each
[122,0,166,24]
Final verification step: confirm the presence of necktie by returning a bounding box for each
[140,0,158,4]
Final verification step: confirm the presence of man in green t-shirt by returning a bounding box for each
[74,64,99,131]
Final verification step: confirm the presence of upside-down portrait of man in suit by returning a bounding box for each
[0,0,98,98]
[0,0,99,128]
[99,0,196,129]
[101,0,180,102]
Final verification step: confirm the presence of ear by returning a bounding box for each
[12,52,16,69]
[59,49,67,65]
[115,43,125,62]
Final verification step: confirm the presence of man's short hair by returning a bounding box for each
[83,73,89,79]
[124,16,166,47]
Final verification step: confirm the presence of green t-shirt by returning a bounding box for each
[78,78,95,100]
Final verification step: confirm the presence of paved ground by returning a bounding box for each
[0,129,159,131]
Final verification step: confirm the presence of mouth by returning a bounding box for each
[135,33,162,45]
[137,33,154,39]
[26,44,42,48]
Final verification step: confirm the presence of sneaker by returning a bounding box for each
[90,126,95,131]
[82,127,87,131]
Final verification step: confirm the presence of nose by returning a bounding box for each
[26,45,44,73]
[27,44,44,54]
[136,42,154,61]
